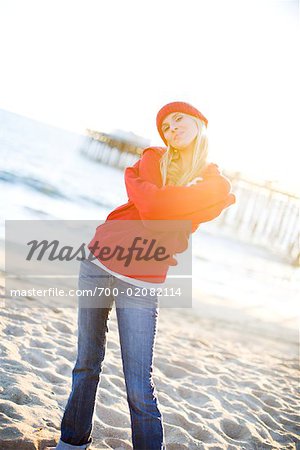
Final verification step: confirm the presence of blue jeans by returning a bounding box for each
[55,259,166,450]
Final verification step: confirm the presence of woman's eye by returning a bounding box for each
[163,126,169,132]
[175,116,182,121]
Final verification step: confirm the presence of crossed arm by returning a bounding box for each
[124,149,235,227]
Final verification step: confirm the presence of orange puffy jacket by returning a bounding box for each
[87,147,236,283]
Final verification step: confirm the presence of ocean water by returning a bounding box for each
[1,109,299,337]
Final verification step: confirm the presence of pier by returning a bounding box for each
[215,171,300,267]
[80,128,149,169]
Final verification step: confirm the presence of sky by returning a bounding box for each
[0,0,299,191]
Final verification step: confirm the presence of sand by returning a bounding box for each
[0,248,299,450]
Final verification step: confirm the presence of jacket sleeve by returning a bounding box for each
[181,192,236,225]
[125,153,233,221]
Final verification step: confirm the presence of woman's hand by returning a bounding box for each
[185,177,203,187]
[201,162,221,178]
[186,163,221,186]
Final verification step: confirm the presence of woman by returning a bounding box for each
[48,101,235,450]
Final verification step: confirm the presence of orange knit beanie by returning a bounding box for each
[156,101,208,145]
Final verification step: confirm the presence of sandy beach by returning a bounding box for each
[0,237,299,450]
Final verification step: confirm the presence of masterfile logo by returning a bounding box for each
[5,220,193,309]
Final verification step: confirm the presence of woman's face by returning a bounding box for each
[161,112,198,149]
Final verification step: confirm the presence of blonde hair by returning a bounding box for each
[159,115,208,186]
